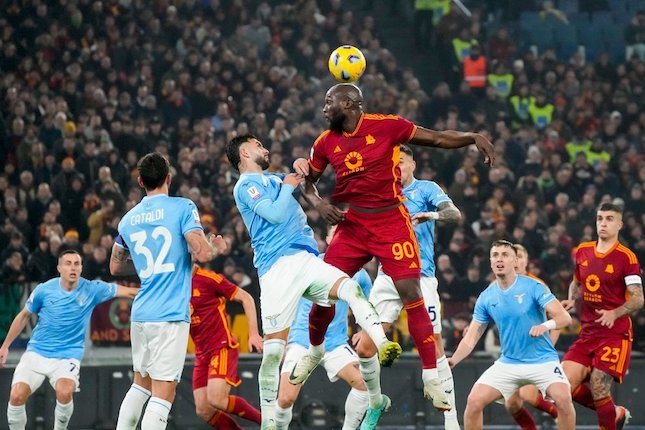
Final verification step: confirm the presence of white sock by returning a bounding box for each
[359,355,382,408]
[141,397,171,430]
[53,400,74,430]
[343,388,369,430]
[116,383,151,430]
[7,403,27,430]
[437,355,458,421]
[259,339,286,423]
[274,403,293,429]
[422,367,439,382]
[337,279,388,347]
[310,343,325,359]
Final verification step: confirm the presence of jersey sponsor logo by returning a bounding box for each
[334,145,342,153]
[605,264,614,273]
[109,298,133,329]
[365,134,376,145]
[514,293,526,304]
[585,274,601,292]
[247,186,261,200]
[343,151,363,170]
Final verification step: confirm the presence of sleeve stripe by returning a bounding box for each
[308,159,324,172]
[617,245,638,264]
[404,124,418,143]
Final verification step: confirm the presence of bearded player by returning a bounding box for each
[291,83,494,414]
[561,203,642,430]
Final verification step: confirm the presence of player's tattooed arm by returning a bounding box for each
[589,368,613,399]
[301,181,346,225]
[410,127,495,166]
[561,278,580,310]
[185,230,227,263]
[110,243,137,276]
[615,283,644,317]
[412,201,461,225]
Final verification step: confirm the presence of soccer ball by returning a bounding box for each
[328,45,366,82]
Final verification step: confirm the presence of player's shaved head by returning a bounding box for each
[328,83,363,105]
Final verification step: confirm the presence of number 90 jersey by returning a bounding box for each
[118,194,203,323]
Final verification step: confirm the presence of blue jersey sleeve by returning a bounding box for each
[355,269,373,298]
[181,200,204,236]
[472,293,491,324]
[90,280,118,306]
[424,181,452,209]
[235,178,295,224]
[532,280,556,309]
[25,285,45,314]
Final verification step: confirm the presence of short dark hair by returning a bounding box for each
[137,152,169,190]
[400,144,414,158]
[58,249,81,262]
[491,239,517,254]
[226,134,257,172]
[597,202,623,215]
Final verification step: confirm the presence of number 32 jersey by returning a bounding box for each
[118,194,203,323]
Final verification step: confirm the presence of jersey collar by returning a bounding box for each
[403,177,417,191]
[343,112,365,137]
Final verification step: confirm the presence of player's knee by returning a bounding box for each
[394,279,422,303]
[9,385,30,406]
[195,404,212,421]
[504,394,523,414]
[207,389,229,411]
[56,389,74,404]
[466,392,488,411]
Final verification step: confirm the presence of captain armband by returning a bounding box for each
[625,275,642,286]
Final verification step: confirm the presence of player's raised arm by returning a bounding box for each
[110,235,137,276]
[231,288,263,352]
[410,127,495,166]
[185,230,227,263]
[448,320,487,368]
[0,308,31,368]
[529,300,572,337]
[412,201,462,225]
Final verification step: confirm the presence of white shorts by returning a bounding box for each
[281,343,358,382]
[475,360,570,401]
[259,251,347,335]
[12,351,81,393]
[370,275,441,332]
[131,321,190,382]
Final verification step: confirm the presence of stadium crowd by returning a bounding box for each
[0,0,643,354]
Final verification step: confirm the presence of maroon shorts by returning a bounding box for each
[324,204,421,282]
[563,333,632,383]
[192,347,241,390]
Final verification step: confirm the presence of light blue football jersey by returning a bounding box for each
[289,268,373,351]
[26,277,117,360]
[473,274,559,364]
[403,179,452,277]
[118,194,202,322]
[233,173,319,276]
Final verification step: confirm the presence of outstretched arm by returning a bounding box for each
[116,285,139,300]
[449,321,487,368]
[232,288,263,352]
[0,308,32,367]
[185,230,227,263]
[412,201,462,225]
[410,127,495,166]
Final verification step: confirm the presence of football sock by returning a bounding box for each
[207,411,242,430]
[337,279,388,347]
[309,304,335,346]
[53,400,74,430]
[7,403,27,430]
[404,298,437,370]
[141,397,171,430]
[594,396,617,430]
[343,388,369,430]
[437,355,458,422]
[533,391,558,418]
[572,384,596,409]
[226,395,261,424]
[274,403,293,429]
[359,355,383,408]
[116,383,151,429]
[259,339,286,423]
[511,407,537,430]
